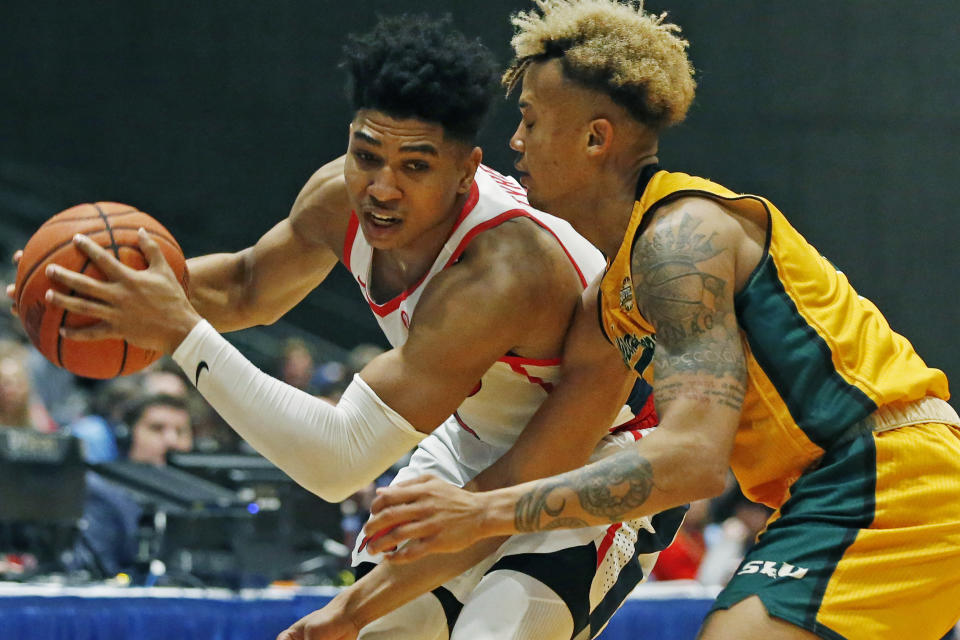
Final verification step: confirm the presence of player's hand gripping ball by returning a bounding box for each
[14,202,188,379]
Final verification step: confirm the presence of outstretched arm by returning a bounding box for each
[366,199,750,559]
[44,209,583,506]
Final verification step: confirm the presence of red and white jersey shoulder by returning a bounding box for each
[342,164,616,447]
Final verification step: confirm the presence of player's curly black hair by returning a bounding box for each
[342,14,500,143]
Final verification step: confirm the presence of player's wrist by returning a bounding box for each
[479,488,523,537]
[164,309,204,354]
[323,589,367,634]
[333,568,398,631]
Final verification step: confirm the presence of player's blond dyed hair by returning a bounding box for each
[504,0,696,131]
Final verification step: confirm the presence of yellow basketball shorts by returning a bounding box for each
[710,422,960,639]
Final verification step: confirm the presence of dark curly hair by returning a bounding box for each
[342,15,500,142]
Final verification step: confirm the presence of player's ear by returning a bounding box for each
[586,119,614,157]
[458,146,483,194]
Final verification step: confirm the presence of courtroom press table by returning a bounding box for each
[0,581,719,639]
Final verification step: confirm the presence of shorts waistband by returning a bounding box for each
[862,396,960,433]
[834,397,960,448]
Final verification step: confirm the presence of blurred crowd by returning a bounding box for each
[0,301,767,587]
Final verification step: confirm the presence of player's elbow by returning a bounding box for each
[231,251,289,327]
[311,483,357,505]
[298,469,368,504]
[244,302,285,327]
[691,460,728,501]
[663,441,729,504]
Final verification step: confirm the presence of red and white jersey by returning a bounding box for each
[342,164,628,448]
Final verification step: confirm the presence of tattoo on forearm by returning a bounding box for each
[514,479,577,532]
[577,452,654,519]
[514,451,654,532]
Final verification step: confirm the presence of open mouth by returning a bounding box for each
[366,211,402,227]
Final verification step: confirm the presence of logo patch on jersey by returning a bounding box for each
[618,277,634,312]
[614,333,656,375]
[736,560,809,580]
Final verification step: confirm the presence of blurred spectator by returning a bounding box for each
[25,348,86,425]
[0,339,56,432]
[0,299,86,425]
[346,343,385,375]
[280,338,317,392]
[141,361,189,398]
[75,392,195,578]
[65,376,142,463]
[121,393,193,466]
[66,358,220,462]
[651,498,709,581]
[76,470,142,578]
[697,485,773,586]
[313,342,384,404]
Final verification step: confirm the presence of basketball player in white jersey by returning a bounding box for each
[19,15,684,640]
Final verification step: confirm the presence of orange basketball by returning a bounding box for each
[15,202,189,379]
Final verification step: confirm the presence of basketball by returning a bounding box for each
[14,202,189,379]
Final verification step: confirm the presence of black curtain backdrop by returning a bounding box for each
[2,1,958,385]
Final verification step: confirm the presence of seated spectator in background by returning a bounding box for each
[697,488,773,587]
[67,360,199,463]
[76,392,195,578]
[76,469,142,578]
[122,393,193,466]
[0,339,56,432]
[66,376,142,463]
[25,345,85,425]
[140,359,189,398]
[279,338,317,392]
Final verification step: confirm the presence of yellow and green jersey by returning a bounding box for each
[599,166,949,508]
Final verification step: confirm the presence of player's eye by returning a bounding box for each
[354,150,380,165]
[405,160,430,172]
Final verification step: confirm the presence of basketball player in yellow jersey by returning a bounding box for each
[364,2,960,638]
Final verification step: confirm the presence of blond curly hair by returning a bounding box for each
[504,0,696,130]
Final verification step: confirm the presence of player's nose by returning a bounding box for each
[509,121,526,152]
[368,166,401,201]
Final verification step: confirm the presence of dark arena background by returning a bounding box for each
[0,2,958,639]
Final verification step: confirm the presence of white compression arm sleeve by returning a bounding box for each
[172,320,426,503]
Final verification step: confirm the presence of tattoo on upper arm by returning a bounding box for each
[514,450,654,531]
[631,211,747,406]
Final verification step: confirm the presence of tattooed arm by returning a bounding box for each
[363,198,760,559]
[499,200,753,532]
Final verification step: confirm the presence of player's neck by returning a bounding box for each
[566,163,652,258]
[597,155,658,257]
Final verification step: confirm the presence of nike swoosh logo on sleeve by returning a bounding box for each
[195,361,209,386]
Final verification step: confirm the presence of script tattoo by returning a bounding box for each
[514,451,654,531]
